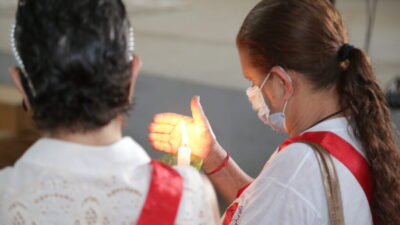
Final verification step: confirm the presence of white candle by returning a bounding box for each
[178,145,191,166]
[177,120,191,166]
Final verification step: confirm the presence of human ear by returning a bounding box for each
[270,66,294,101]
[9,67,32,111]
[128,56,142,101]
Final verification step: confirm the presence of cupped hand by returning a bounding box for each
[148,96,217,159]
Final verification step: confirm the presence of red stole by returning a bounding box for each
[278,131,373,204]
[223,131,374,225]
[136,160,183,225]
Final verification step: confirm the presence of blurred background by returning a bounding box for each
[0,0,399,181]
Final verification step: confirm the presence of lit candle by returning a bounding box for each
[177,120,191,166]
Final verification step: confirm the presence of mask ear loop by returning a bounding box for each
[259,72,272,89]
[282,100,288,115]
[280,67,291,116]
[277,66,292,130]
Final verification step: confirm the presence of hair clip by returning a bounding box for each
[128,26,135,61]
[11,22,36,97]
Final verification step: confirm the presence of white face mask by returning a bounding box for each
[246,68,290,133]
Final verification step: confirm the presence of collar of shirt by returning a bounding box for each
[15,137,151,175]
[272,117,354,155]
[303,117,350,134]
[299,116,365,157]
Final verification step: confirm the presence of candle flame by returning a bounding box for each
[180,120,189,146]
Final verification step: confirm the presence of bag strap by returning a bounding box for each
[136,160,183,225]
[300,141,345,225]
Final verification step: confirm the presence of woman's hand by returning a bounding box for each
[148,96,217,159]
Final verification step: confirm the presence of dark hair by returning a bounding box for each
[14,0,133,132]
[237,0,400,224]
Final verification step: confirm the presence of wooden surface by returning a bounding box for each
[0,84,22,105]
[0,131,39,168]
[0,84,35,133]
[0,84,39,168]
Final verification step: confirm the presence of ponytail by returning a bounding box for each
[337,48,400,225]
[236,0,400,222]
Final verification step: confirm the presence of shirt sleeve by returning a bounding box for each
[235,143,326,225]
[238,180,324,225]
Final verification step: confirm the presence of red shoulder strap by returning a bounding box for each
[136,160,183,225]
[279,131,374,205]
[223,131,375,225]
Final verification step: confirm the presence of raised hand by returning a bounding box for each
[148,96,217,159]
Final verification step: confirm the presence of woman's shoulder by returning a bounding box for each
[0,167,13,188]
[251,142,326,202]
[265,142,325,190]
[172,166,220,225]
[236,143,326,223]
[259,142,318,183]
[173,166,204,186]
[172,166,215,205]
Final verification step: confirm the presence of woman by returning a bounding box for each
[0,0,219,224]
[148,0,400,224]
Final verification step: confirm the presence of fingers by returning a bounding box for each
[148,133,170,142]
[148,123,174,134]
[149,113,189,154]
[148,134,180,154]
[148,132,180,144]
[190,96,210,126]
[191,96,217,139]
[152,113,191,125]
[150,141,173,153]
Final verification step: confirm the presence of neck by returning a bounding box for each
[48,116,124,146]
[288,89,344,137]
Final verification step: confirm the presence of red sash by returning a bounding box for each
[278,131,373,204]
[136,160,183,225]
[223,131,374,225]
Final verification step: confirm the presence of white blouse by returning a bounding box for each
[0,137,218,225]
[225,117,373,225]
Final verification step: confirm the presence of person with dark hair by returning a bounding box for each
[0,0,219,224]
[149,0,400,224]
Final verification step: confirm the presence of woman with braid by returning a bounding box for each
[149,0,400,224]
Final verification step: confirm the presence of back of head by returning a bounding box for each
[237,0,346,88]
[238,0,400,224]
[14,0,133,132]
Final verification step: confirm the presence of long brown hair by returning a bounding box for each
[237,0,400,224]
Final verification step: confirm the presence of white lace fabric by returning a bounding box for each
[0,137,217,225]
